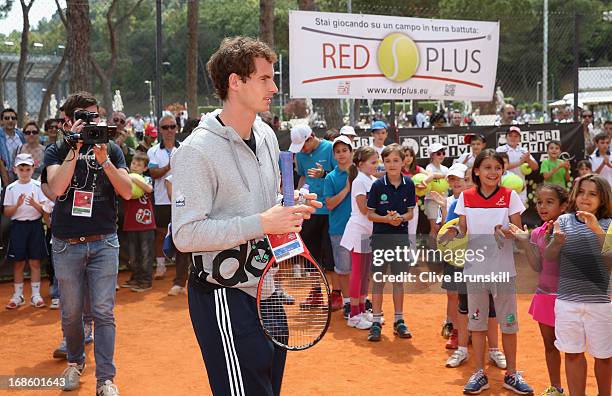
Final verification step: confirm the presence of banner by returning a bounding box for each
[276,123,584,226]
[289,10,500,101]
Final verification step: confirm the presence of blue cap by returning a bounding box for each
[371,120,387,131]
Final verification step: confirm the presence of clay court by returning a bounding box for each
[0,266,602,396]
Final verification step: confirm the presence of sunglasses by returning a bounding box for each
[582,114,593,118]
[113,118,126,124]
[434,151,445,156]
[160,124,177,130]
[24,130,39,135]
[3,116,17,121]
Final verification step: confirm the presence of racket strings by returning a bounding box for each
[259,257,330,350]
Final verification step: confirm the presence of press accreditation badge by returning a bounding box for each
[72,190,94,217]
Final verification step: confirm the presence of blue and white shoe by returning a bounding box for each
[503,372,533,395]
[84,323,94,345]
[464,369,489,394]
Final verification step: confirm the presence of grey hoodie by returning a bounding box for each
[171,110,281,297]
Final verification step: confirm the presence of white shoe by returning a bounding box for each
[446,349,469,368]
[347,313,372,329]
[489,350,507,369]
[50,298,60,309]
[167,285,185,296]
[154,264,167,280]
[30,295,46,308]
[96,379,120,396]
[364,312,385,325]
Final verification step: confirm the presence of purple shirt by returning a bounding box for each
[530,224,559,294]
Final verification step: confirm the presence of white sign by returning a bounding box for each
[289,11,500,101]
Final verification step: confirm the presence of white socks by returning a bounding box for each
[14,282,24,297]
[31,282,41,297]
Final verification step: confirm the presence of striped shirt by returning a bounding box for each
[557,213,611,303]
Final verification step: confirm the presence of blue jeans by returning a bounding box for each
[53,233,119,384]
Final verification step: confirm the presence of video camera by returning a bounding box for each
[64,110,116,145]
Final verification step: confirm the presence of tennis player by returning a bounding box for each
[171,37,320,396]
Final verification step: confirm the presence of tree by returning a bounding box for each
[297,0,343,129]
[259,0,274,47]
[185,0,198,116]
[0,0,14,108]
[37,0,67,123]
[66,0,91,92]
[90,0,145,111]
[16,0,34,126]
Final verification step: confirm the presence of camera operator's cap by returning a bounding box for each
[447,163,468,179]
[144,124,158,138]
[332,135,354,150]
[289,125,313,153]
[427,142,445,156]
[508,126,522,136]
[464,133,486,144]
[14,153,34,166]
[339,125,357,136]
[371,120,387,132]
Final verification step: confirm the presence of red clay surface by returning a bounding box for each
[0,267,602,395]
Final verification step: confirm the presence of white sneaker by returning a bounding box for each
[364,312,385,325]
[61,362,84,391]
[96,380,120,396]
[347,313,372,330]
[489,350,507,369]
[154,264,167,280]
[50,298,60,309]
[167,285,185,296]
[446,349,469,368]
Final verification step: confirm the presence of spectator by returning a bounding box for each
[540,140,570,189]
[110,111,136,165]
[604,120,612,139]
[340,125,357,139]
[415,107,427,128]
[3,153,51,309]
[132,113,145,140]
[44,118,61,146]
[120,152,156,292]
[324,128,339,141]
[498,104,517,126]
[431,113,448,128]
[496,126,538,203]
[44,91,131,394]
[147,114,180,279]
[450,110,463,127]
[589,132,612,187]
[370,120,388,178]
[137,124,157,153]
[17,122,45,180]
[0,108,25,182]
[581,109,596,156]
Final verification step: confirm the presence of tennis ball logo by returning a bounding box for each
[377,33,420,82]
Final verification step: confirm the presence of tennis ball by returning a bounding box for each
[431,178,449,194]
[377,33,419,82]
[501,173,524,193]
[412,173,431,197]
[520,163,532,175]
[130,173,145,199]
[437,218,468,268]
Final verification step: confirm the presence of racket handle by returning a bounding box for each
[279,151,295,207]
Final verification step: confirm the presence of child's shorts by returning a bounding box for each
[554,299,612,359]
[528,293,557,327]
[466,277,518,334]
[8,220,47,261]
[458,290,496,317]
[441,262,465,292]
[423,199,440,220]
[330,234,351,275]
[370,234,411,276]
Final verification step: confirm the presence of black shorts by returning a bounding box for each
[370,234,411,275]
[8,220,47,261]
[441,263,466,292]
[154,204,171,229]
[300,214,334,272]
[458,292,496,317]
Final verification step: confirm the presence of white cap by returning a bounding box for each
[332,135,353,150]
[447,163,468,179]
[339,125,356,136]
[427,142,445,156]
[14,153,34,166]
[289,125,313,153]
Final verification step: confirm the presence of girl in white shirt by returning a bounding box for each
[341,146,378,329]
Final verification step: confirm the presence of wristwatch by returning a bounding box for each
[101,158,112,169]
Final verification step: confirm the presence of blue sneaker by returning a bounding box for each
[367,322,382,341]
[503,372,533,395]
[464,369,489,394]
[84,323,94,345]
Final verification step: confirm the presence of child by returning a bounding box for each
[4,153,51,309]
[121,152,156,292]
[540,141,570,189]
[496,126,538,203]
[340,146,378,329]
[324,136,354,319]
[589,132,612,187]
[447,149,533,394]
[456,133,486,168]
[576,160,592,178]
[545,174,611,396]
[424,142,449,240]
[510,184,569,396]
[401,146,427,244]
[367,144,416,341]
[370,120,388,178]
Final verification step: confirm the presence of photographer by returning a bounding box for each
[44,91,131,396]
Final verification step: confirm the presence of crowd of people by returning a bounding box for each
[0,37,611,396]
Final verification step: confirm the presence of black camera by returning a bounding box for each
[64,110,116,145]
